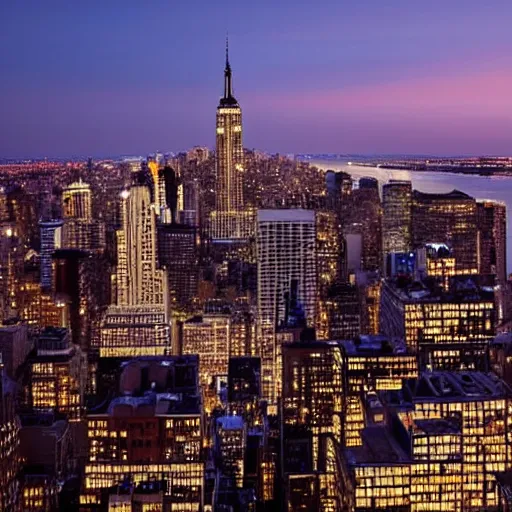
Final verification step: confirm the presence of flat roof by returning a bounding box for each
[257,209,315,223]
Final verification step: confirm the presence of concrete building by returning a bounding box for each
[257,209,317,403]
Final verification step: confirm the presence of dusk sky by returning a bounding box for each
[1,1,511,158]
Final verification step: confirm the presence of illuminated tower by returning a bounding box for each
[62,180,92,220]
[216,38,243,213]
[116,173,165,306]
[62,180,105,252]
[382,180,412,270]
[257,209,317,402]
[211,38,251,240]
[39,219,63,290]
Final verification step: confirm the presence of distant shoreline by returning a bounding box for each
[301,157,512,178]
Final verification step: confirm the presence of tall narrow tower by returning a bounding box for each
[116,172,165,306]
[213,38,245,239]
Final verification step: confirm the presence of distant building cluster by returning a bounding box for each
[1,43,512,512]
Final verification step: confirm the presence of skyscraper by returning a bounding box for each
[382,180,412,268]
[39,219,63,290]
[62,180,91,219]
[115,173,165,307]
[210,39,253,240]
[256,209,317,402]
[100,172,169,358]
[216,38,243,215]
[61,180,105,252]
[478,201,507,282]
[412,189,478,274]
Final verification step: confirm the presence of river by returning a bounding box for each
[310,159,512,274]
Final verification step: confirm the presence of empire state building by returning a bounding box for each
[211,40,253,240]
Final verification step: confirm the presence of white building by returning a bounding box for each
[256,209,317,402]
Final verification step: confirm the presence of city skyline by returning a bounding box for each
[1,1,512,158]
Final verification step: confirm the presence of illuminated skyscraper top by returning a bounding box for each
[215,37,243,218]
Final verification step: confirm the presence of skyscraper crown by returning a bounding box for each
[219,36,238,107]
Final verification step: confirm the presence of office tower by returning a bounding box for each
[0,321,31,379]
[0,360,22,511]
[316,210,342,339]
[216,40,243,216]
[100,173,169,358]
[159,165,179,224]
[359,274,381,335]
[215,416,246,488]
[19,417,75,511]
[339,335,418,448]
[53,249,110,352]
[61,180,105,253]
[157,222,198,309]
[180,179,200,227]
[478,201,507,282]
[0,223,24,322]
[325,170,352,208]
[28,327,84,421]
[380,276,495,370]
[382,180,412,268]
[182,314,230,387]
[62,180,91,219]
[8,185,39,250]
[210,40,254,240]
[80,356,204,510]
[281,342,350,510]
[115,174,165,307]
[350,371,512,511]
[412,189,478,274]
[39,219,63,290]
[228,356,261,404]
[325,282,360,340]
[257,209,317,402]
[344,179,382,272]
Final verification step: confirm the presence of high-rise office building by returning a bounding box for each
[216,39,243,217]
[478,201,507,282]
[0,360,22,511]
[100,172,169,358]
[257,209,316,402]
[157,222,198,308]
[382,180,412,268]
[210,40,254,240]
[115,174,165,307]
[62,180,91,220]
[344,179,382,272]
[39,219,63,290]
[380,276,495,370]
[62,180,106,252]
[28,327,84,422]
[412,190,478,274]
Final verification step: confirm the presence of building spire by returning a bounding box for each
[224,34,233,100]
[225,34,230,70]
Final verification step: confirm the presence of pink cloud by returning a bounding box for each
[248,68,512,117]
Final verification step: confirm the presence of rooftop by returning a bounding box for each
[347,425,410,465]
[216,415,244,430]
[383,371,511,407]
[88,356,200,416]
[257,208,315,223]
[413,189,474,202]
[340,335,408,356]
[385,275,494,303]
[414,418,461,436]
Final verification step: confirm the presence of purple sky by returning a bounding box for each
[1,1,511,158]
